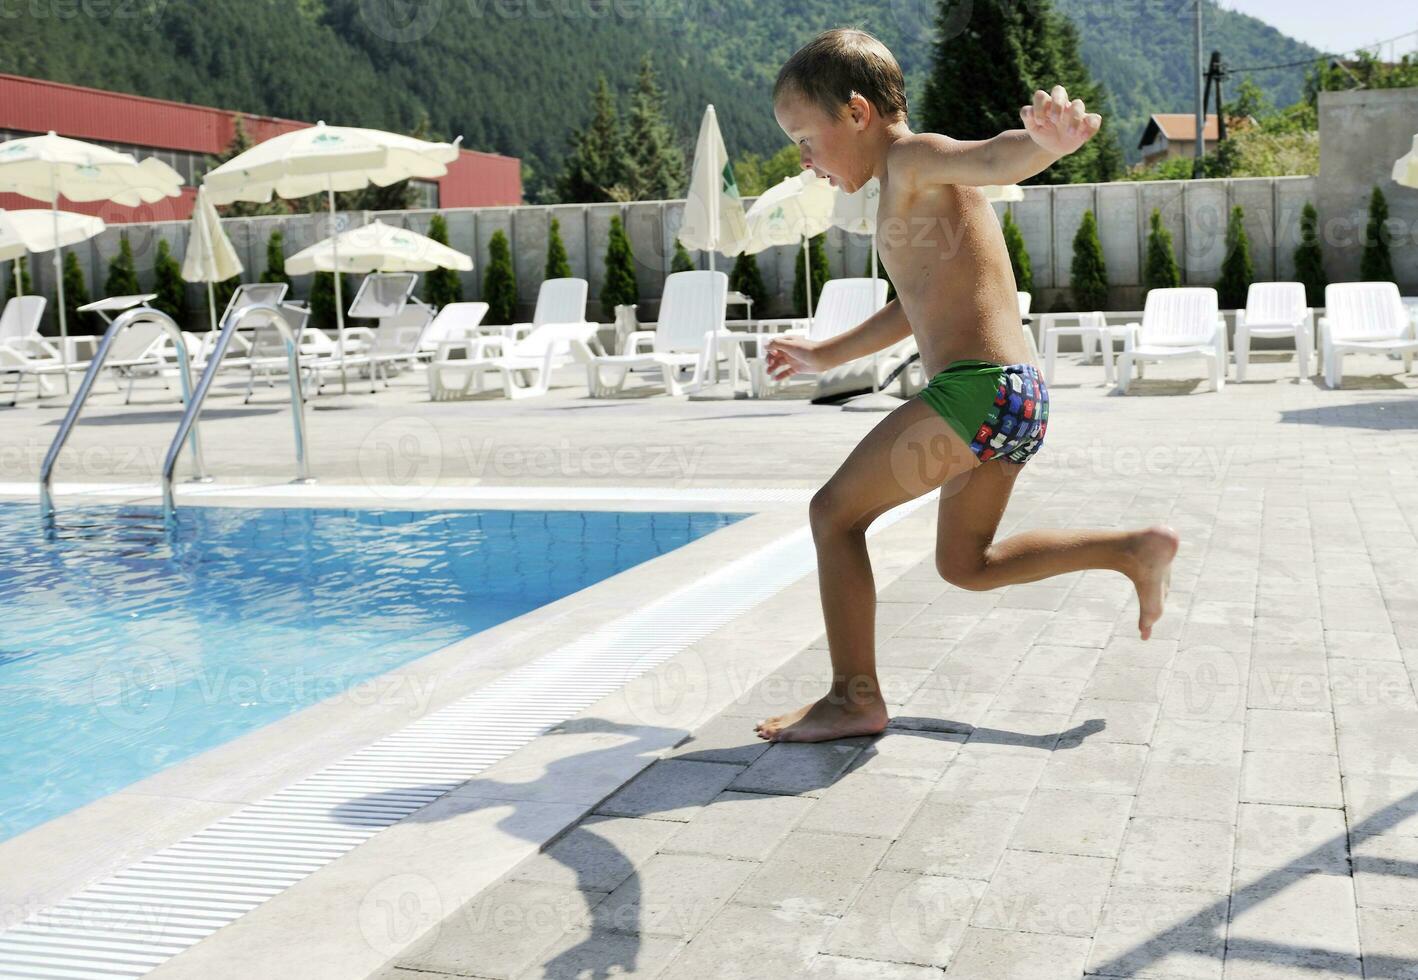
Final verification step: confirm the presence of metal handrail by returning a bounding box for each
[160,302,312,520]
[40,306,206,523]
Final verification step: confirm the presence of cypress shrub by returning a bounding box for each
[1216,205,1254,309]
[482,229,517,324]
[792,233,830,316]
[1002,209,1033,294]
[152,238,187,323]
[62,251,92,335]
[260,230,293,289]
[309,271,354,333]
[1144,209,1181,293]
[1070,210,1109,311]
[423,214,463,308]
[670,239,695,274]
[1360,186,1395,282]
[105,234,141,297]
[1293,202,1327,307]
[546,217,573,280]
[3,256,33,303]
[600,215,638,317]
[729,250,767,312]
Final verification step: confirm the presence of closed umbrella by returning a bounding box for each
[677,104,752,271]
[284,220,472,275]
[0,208,105,297]
[201,121,461,392]
[0,132,182,388]
[182,185,244,334]
[1394,135,1418,189]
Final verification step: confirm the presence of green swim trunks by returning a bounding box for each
[916,359,1050,465]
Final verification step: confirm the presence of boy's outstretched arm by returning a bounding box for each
[894,84,1102,188]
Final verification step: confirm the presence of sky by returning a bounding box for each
[1220,1,1418,57]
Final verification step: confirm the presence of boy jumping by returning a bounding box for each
[759,29,1179,744]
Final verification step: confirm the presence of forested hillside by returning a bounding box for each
[0,0,1321,199]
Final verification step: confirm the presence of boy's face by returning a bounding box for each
[773,90,866,193]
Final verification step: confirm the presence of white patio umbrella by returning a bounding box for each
[0,132,183,388]
[284,219,472,275]
[677,104,752,271]
[0,208,106,297]
[983,184,1025,203]
[744,171,835,319]
[181,185,244,333]
[201,121,462,392]
[1394,135,1418,189]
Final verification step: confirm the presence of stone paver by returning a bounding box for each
[355,353,1418,977]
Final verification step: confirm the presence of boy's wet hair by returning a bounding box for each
[774,28,908,123]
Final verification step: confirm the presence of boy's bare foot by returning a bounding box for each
[755,695,889,743]
[1126,525,1180,640]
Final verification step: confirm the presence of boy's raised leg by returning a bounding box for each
[756,398,981,743]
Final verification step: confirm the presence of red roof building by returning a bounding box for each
[0,72,521,222]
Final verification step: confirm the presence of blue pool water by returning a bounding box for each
[0,503,745,842]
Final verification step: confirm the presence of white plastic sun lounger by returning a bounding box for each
[1235,281,1314,381]
[1115,287,1227,393]
[579,270,728,397]
[428,322,602,400]
[1319,281,1418,389]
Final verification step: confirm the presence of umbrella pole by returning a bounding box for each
[13,258,21,298]
[207,281,217,334]
[51,183,71,394]
[328,181,348,395]
[802,236,813,322]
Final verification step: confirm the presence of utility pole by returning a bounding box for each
[1193,0,1205,178]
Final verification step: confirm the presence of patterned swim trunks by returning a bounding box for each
[916,359,1049,465]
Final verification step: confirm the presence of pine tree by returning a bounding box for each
[557,76,630,204]
[1144,209,1181,292]
[1360,186,1395,282]
[671,240,696,274]
[3,256,33,304]
[922,0,1114,183]
[600,215,639,316]
[423,214,463,308]
[793,234,830,316]
[625,55,687,201]
[62,251,92,335]
[1070,210,1108,310]
[260,230,293,289]
[482,229,517,324]
[105,235,141,297]
[1216,205,1254,308]
[1002,210,1033,294]
[1293,202,1327,307]
[546,217,573,280]
[729,251,767,312]
[152,238,187,324]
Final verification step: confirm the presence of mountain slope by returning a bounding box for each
[0,0,1322,196]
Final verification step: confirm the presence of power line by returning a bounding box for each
[1224,26,1418,75]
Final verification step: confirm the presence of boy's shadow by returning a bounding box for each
[343,714,1107,979]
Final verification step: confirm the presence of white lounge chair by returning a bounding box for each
[420,302,489,352]
[579,270,728,397]
[1319,282,1418,389]
[1115,287,1227,394]
[2,315,168,404]
[428,322,602,400]
[1042,311,1109,385]
[493,278,590,342]
[0,295,46,349]
[750,278,888,398]
[1235,282,1313,381]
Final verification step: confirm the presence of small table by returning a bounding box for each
[71,294,158,361]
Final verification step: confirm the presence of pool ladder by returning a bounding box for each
[39,303,313,528]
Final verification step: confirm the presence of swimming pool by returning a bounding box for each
[0,503,745,842]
